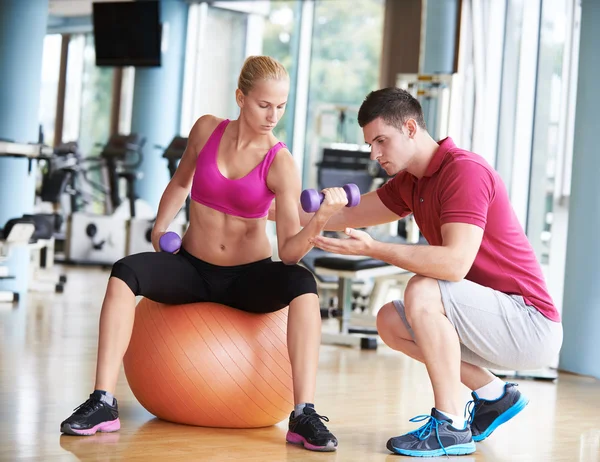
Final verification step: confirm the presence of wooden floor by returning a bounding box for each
[1,266,599,462]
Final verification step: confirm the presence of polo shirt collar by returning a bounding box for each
[423,137,455,177]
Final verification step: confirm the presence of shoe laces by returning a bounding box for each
[73,396,103,416]
[408,414,448,457]
[298,410,331,435]
[464,400,479,425]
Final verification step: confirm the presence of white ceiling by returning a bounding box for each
[48,0,133,17]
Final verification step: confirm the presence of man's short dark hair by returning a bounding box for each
[357,87,427,131]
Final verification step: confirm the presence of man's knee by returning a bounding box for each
[403,275,444,325]
[376,303,398,338]
[376,302,416,347]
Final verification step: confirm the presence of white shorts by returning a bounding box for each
[393,278,563,370]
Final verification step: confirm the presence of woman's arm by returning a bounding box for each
[151,115,218,250]
[266,149,348,264]
[269,190,402,231]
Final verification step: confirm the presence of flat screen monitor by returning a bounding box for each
[92,1,161,67]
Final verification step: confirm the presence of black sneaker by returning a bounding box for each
[286,405,338,452]
[386,408,476,457]
[467,382,529,442]
[60,391,120,436]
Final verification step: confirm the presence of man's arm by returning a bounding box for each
[368,223,483,281]
[268,190,402,231]
[313,222,483,282]
[312,159,493,280]
[367,160,492,280]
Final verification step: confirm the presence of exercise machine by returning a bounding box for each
[65,134,153,265]
[36,142,88,262]
[315,255,413,350]
[0,141,65,299]
[126,136,189,255]
[38,142,85,222]
[1,215,66,295]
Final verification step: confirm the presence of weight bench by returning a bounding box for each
[313,255,412,350]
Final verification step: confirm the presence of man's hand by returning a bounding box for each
[310,228,374,256]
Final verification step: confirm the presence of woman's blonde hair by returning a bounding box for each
[237,56,289,95]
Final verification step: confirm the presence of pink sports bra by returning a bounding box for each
[191,119,285,219]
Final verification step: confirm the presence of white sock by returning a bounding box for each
[474,377,506,401]
[438,409,466,430]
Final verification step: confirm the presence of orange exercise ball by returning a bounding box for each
[123,298,294,428]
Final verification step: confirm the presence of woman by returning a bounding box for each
[60,56,346,452]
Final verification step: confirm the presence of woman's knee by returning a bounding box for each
[109,257,140,295]
[282,264,318,298]
[107,274,135,296]
[289,292,319,308]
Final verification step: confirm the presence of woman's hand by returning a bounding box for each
[314,187,349,220]
[151,228,166,252]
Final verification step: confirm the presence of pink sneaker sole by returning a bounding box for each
[61,418,121,436]
[286,431,337,452]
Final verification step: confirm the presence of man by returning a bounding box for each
[297,88,563,457]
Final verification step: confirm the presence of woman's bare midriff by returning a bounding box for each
[181,201,273,266]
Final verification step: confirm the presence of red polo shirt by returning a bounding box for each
[377,137,559,322]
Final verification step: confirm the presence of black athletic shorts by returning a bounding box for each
[110,247,318,313]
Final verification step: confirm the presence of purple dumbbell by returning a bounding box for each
[300,183,361,213]
[159,231,181,253]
